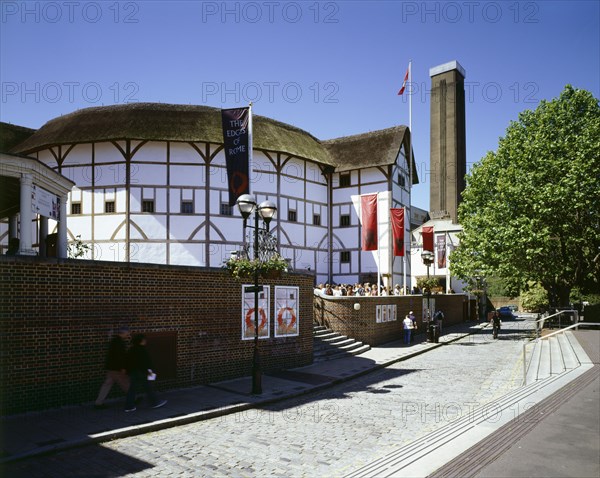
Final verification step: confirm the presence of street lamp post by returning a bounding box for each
[421,250,434,340]
[236,194,277,395]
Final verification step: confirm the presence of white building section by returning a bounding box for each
[8,103,418,287]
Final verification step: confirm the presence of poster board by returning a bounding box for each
[274,286,299,337]
[242,285,270,340]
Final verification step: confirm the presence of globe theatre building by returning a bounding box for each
[5,103,418,287]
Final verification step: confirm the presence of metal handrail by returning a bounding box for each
[532,310,578,337]
[522,321,600,385]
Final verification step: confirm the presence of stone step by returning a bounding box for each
[313,344,371,362]
[549,334,565,375]
[557,332,579,370]
[313,329,340,338]
[312,324,371,362]
[346,368,580,478]
[525,339,542,385]
[537,339,551,380]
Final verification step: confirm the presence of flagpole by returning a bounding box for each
[248,102,253,195]
[408,59,413,295]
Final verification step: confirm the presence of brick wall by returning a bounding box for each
[313,293,469,346]
[0,257,313,415]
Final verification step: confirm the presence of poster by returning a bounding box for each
[388,304,394,322]
[274,286,299,337]
[31,185,60,220]
[422,297,436,322]
[376,305,382,323]
[242,285,270,340]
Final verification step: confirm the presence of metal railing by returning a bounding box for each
[532,310,579,337]
[522,320,600,385]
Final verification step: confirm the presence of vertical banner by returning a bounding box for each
[274,286,299,337]
[221,107,250,206]
[361,193,378,251]
[242,285,270,340]
[437,234,447,268]
[390,208,405,256]
[422,226,434,252]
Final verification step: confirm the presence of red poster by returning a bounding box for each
[390,208,405,256]
[422,226,434,252]
[361,194,378,251]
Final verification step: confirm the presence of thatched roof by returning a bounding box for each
[11,103,416,179]
[323,126,418,183]
[0,122,36,154]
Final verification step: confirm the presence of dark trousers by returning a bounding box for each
[125,370,159,409]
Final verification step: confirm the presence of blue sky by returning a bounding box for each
[1,0,599,210]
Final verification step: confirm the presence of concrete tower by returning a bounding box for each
[429,60,467,224]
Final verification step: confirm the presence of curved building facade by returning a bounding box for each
[7,103,417,286]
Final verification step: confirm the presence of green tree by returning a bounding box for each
[451,86,600,307]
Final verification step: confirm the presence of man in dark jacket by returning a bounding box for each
[124,334,167,412]
[95,327,130,409]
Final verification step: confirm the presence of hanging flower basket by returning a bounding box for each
[224,254,288,280]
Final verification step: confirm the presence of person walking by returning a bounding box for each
[409,311,417,343]
[490,310,501,339]
[403,315,414,345]
[94,327,130,409]
[124,334,167,412]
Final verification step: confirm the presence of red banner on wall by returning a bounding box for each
[390,208,405,256]
[422,226,434,252]
[361,194,378,251]
[437,234,446,268]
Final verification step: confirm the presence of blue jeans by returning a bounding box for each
[404,329,411,344]
[125,370,159,409]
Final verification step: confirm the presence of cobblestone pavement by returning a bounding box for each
[2,320,534,478]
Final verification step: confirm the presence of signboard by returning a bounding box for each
[31,185,60,220]
[274,286,299,337]
[376,304,397,323]
[242,285,270,340]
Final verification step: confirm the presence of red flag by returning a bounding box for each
[422,226,434,252]
[397,66,409,95]
[361,194,378,251]
[437,235,447,268]
[390,208,405,256]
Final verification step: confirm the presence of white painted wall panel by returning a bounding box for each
[95,242,123,262]
[82,190,93,214]
[133,142,166,162]
[170,164,204,186]
[95,142,123,164]
[332,186,359,204]
[130,214,167,240]
[306,227,327,250]
[67,216,91,241]
[95,164,126,187]
[360,168,387,184]
[170,142,203,164]
[94,215,126,240]
[334,227,357,247]
[280,175,305,199]
[131,164,167,186]
[170,243,205,266]
[134,242,167,265]
[169,215,204,240]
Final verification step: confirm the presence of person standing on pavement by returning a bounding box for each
[124,334,167,412]
[94,327,130,409]
[403,315,414,345]
[409,311,417,343]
